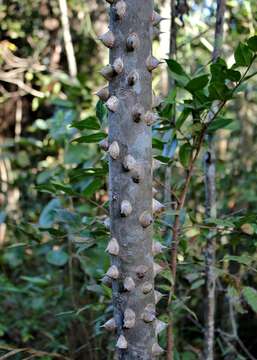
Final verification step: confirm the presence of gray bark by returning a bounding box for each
[204,1,226,359]
[166,1,177,358]
[107,1,156,359]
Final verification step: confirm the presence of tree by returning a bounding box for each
[99,0,164,358]
[204,1,227,359]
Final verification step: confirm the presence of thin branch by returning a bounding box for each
[0,75,45,98]
[58,0,78,78]
[0,344,70,360]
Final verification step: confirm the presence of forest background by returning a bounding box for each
[0,0,256,359]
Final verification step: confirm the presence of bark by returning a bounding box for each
[104,1,158,359]
[166,1,177,359]
[204,1,226,359]
[212,0,226,63]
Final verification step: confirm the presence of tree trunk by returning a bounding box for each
[100,1,163,359]
[166,0,177,359]
[204,1,226,359]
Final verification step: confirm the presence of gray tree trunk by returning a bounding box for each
[166,1,177,359]
[100,1,163,359]
[204,1,226,359]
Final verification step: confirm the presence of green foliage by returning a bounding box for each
[155,30,257,359]
[234,43,254,67]
[247,35,257,51]
[179,143,192,168]
[208,117,234,132]
[185,74,209,93]
[46,249,69,267]
[243,287,257,313]
[72,132,107,143]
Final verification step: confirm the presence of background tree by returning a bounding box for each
[204,1,226,359]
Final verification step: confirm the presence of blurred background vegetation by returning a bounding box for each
[0,0,256,359]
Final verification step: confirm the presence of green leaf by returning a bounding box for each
[166,59,187,76]
[51,182,74,195]
[210,58,240,82]
[227,286,239,299]
[153,137,166,150]
[166,59,189,86]
[179,143,192,168]
[181,303,198,320]
[223,255,252,266]
[69,167,108,183]
[154,155,170,163]
[208,82,232,101]
[47,109,76,141]
[226,69,241,82]
[82,178,102,197]
[185,74,209,93]
[247,35,257,52]
[21,276,49,286]
[208,117,234,132]
[176,107,191,129]
[210,59,227,81]
[243,287,257,313]
[64,144,89,164]
[39,198,61,228]
[71,116,100,130]
[191,279,205,290]
[96,100,107,123]
[36,183,57,194]
[72,132,106,143]
[182,351,197,360]
[160,269,174,285]
[46,249,69,267]
[234,43,253,67]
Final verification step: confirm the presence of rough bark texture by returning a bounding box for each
[204,143,217,360]
[166,1,177,359]
[107,1,156,359]
[204,1,226,359]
